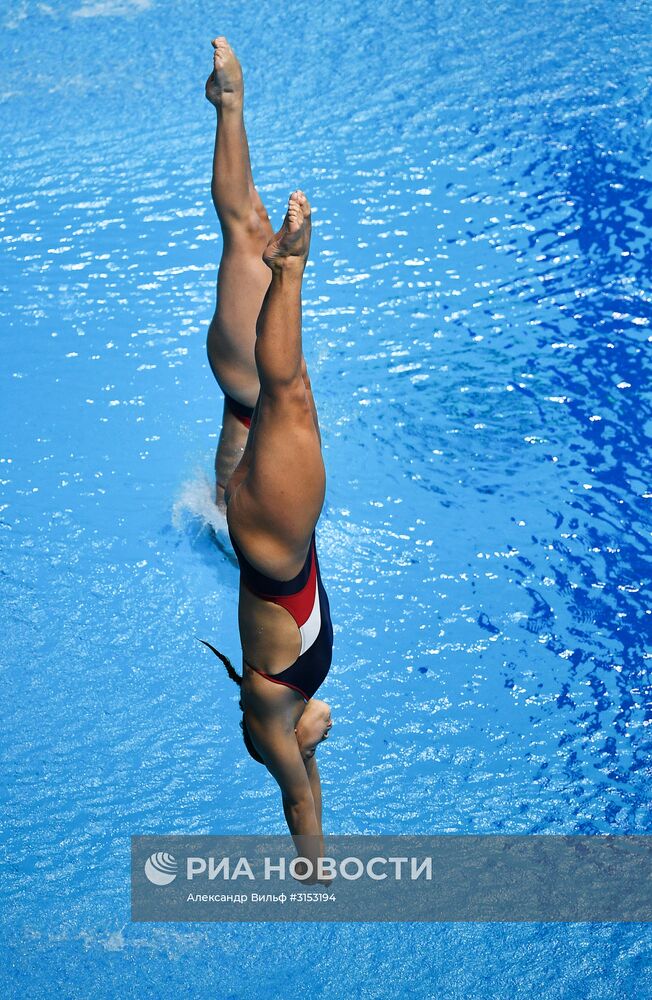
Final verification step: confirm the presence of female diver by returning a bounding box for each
[200,38,334,875]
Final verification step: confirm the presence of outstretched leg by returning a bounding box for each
[226,191,324,578]
[205,37,274,509]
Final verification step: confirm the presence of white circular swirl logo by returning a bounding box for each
[144,852,178,886]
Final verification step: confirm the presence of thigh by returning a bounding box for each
[207,236,271,404]
[226,378,325,577]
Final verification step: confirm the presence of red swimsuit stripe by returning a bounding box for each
[224,393,254,429]
[250,541,317,630]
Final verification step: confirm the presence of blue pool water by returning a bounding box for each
[1,0,651,996]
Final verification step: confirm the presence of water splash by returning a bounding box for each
[172,470,227,540]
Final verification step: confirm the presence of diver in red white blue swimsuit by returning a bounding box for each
[230,529,333,703]
[201,39,333,875]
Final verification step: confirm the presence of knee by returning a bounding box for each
[221,208,269,245]
[259,371,309,409]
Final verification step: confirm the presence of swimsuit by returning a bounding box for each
[230,529,333,702]
[224,392,255,429]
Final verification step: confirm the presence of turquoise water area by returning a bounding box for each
[1,0,651,996]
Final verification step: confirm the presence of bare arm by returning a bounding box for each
[244,704,325,874]
[282,754,322,831]
[304,754,322,829]
[294,700,332,831]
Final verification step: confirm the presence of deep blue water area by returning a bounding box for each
[1,0,651,997]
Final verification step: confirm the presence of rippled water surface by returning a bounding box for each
[2,0,651,997]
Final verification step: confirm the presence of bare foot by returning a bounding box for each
[262,191,311,271]
[205,37,243,109]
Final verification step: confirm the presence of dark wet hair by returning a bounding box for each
[197,638,265,765]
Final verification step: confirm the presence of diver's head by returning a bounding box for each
[294,698,333,761]
[198,639,333,765]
